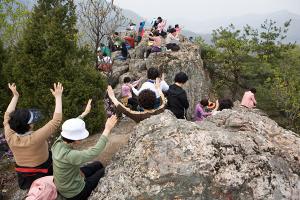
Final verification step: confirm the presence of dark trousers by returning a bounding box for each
[16,152,53,190]
[166,43,180,51]
[67,161,105,200]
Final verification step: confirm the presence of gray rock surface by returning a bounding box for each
[90,107,300,200]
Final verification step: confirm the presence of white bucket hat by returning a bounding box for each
[61,118,89,141]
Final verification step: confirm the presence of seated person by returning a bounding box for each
[166,72,189,119]
[115,42,128,61]
[132,67,169,108]
[121,77,140,110]
[52,113,118,200]
[124,34,135,49]
[157,19,167,37]
[98,43,111,57]
[166,28,180,52]
[107,80,166,123]
[241,88,257,108]
[3,83,63,190]
[194,99,212,122]
[97,52,112,72]
[152,17,162,29]
[146,31,162,58]
[175,24,183,35]
[111,32,123,51]
[211,99,233,115]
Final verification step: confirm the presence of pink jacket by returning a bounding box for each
[121,84,132,98]
[157,20,166,33]
[241,91,257,108]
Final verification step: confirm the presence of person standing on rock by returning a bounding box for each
[166,72,189,119]
[3,83,63,190]
[241,88,257,109]
[52,113,118,200]
[132,67,169,108]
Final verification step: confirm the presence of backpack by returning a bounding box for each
[26,176,57,200]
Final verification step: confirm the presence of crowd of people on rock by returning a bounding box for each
[2,15,258,200]
[96,17,184,72]
[2,75,257,199]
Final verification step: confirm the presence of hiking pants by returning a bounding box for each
[166,43,180,51]
[67,161,105,200]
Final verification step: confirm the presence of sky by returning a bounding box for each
[114,0,300,21]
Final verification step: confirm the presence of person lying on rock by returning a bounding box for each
[166,72,189,119]
[241,88,257,109]
[166,28,180,52]
[3,83,63,190]
[107,78,166,123]
[52,112,118,200]
[132,67,169,108]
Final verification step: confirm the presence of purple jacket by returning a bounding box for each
[194,103,212,122]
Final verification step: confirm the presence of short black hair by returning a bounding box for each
[9,109,31,134]
[138,89,157,110]
[124,77,131,83]
[147,67,160,80]
[200,99,209,107]
[250,88,257,94]
[174,72,188,84]
[153,30,160,36]
[218,99,233,111]
[157,17,162,20]
[175,24,179,28]
[100,43,104,47]
[169,28,176,34]
[61,136,75,144]
[114,32,119,35]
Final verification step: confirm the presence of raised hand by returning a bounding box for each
[8,83,19,97]
[81,99,92,118]
[50,82,63,98]
[104,115,118,132]
[155,78,161,90]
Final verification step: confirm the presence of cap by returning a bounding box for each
[27,109,42,124]
[61,118,89,141]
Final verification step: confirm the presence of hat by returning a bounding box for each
[97,47,101,52]
[27,109,42,124]
[208,102,216,109]
[61,118,89,141]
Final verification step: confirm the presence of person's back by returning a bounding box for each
[52,116,117,200]
[241,89,257,108]
[166,72,189,119]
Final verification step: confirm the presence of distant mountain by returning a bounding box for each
[181,10,300,44]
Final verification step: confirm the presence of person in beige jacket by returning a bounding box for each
[3,83,63,189]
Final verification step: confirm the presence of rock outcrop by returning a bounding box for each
[111,39,211,119]
[90,107,300,200]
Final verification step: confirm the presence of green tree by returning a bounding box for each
[0,0,30,47]
[4,0,107,133]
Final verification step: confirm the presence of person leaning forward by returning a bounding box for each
[52,109,118,200]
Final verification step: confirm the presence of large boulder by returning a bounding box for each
[90,107,300,200]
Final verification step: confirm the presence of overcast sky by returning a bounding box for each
[114,0,300,21]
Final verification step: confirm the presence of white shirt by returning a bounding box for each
[132,80,169,98]
[166,33,179,45]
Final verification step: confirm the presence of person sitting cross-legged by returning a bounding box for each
[166,28,180,52]
[52,113,118,200]
[107,78,166,123]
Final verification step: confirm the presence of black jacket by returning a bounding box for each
[166,84,189,119]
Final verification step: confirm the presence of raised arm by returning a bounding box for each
[78,99,92,119]
[107,86,121,107]
[31,83,63,143]
[6,83,19,113]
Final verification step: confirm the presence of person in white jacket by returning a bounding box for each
[166,28,180,51]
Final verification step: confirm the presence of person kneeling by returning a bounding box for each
[52,115,117,200]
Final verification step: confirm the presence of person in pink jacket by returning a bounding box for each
[241,88,257,108]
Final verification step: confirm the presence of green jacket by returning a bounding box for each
[51,135,108,198]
